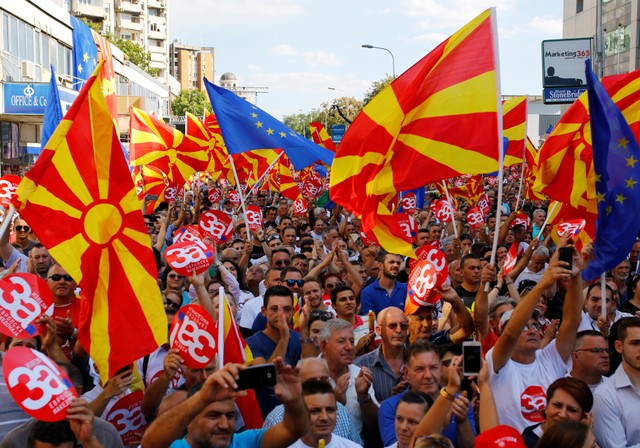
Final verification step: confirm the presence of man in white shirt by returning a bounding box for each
[486,246,583,432]
[593,317,640,448]
[288,380,360,448]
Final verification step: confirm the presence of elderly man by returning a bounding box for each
[141,359,308,448]
[355,307,408,402]
[47,264,79,358]
[514,246,549,290]
[319,319,378,440]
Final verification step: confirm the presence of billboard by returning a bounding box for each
[542,38,592,104]
[542,38,592,87]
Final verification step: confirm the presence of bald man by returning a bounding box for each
[355,307,408,402]
[262,357,362,445]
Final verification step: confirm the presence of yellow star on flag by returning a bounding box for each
[626,177,638,189]
[618,137,629,148]
[626,156,638,168]
[279,132,287,138]
[266,128,274,135]
[78,64,83,73]
[616,193,626,205]
[594,173,602,183]
[255,121,263,128]
[607,205,613,215]
[251,112,258,118]
[596,191,606,203]
[83,52,89,62]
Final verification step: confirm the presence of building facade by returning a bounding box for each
[0,0,173,171]
[563,0,638,76]
[169,42,214,92]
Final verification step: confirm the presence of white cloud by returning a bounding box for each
[301,51,341,67]
[404,0,516,29]
[529,16,562,36]
[270,44,298,56]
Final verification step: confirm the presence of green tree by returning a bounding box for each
[171,89,212,116]
[363,75,394,105]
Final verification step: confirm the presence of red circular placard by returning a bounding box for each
[169,304,217,368]
[165,240,214,276]
[245,205,263,231]
[198,210,234,243]
[105,391,148,445]
[0,274,55,338]
[3,347,78,421]
[0,175,21,207]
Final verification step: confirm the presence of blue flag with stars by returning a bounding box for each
[203,78,334,170]
[582,60,640,281]
[41,65,63,149]
[70,17,98,91]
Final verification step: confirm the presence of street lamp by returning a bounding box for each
[361,44,396,78]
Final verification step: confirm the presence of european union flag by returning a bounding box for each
[582,60,640,281]
[70,17,98,91]
[204,78,334,170]
[41,65,63,149]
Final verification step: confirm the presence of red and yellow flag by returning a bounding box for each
[309,121,336,151]
[234,150,282,186]
[523,137,545,201]
[13,64,167,384]
[92,31,117,120]
[443,174,485,205]
[502,96,527,167]
[129,107,208,184]
[278,157,302,201]
[219,293,262,428]
[330,8,500,257]
[185,112,230,179]
[535,69,640,208]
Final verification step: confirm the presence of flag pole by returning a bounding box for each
[441,181,458,238]
[0,206,16,242]
[600,273,606,321]
[514,162,525,211]
[228,155,253,244]
[218,286,225,366]
[486,7,504,292]
[514,100,529,212]
[536,201,558,240]
[248,152,284,197]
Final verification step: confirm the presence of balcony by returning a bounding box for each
[147,0,165,9]
[116,17,143,32]
[148,29,166,40]
[117,0,142,14]
[71,0,104,19]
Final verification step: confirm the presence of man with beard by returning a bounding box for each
[360,251,407,315]
[302,276,334,314]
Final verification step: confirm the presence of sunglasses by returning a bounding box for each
[15,225,30,232]
[325,282,344,289]
[522,322,542,332]
[384,322,409,331]
[168,273,183,280]
[268,234,282,242]
[48,274,73,282]
[164,300,180,311]
[309,310,333,319]
[145,222,154,228]
[274,259,291,267]
[285,279,305,287]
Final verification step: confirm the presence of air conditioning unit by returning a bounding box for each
[21,60,36,80]
[73,9,81,15]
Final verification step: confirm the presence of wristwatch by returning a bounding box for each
[68,328,78,341]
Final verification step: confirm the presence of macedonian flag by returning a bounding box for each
[535,68,640,208]
[12,64,167,384]
[330,8,500,257]
[502,96,527,167]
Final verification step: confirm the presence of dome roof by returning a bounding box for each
[220,72,237,81]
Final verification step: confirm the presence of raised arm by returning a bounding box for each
[474,264,497,341]
[438,284,475,343]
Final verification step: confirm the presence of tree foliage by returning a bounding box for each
[363,75,394,105]
[283,97,364,138]
[171,89,212,116]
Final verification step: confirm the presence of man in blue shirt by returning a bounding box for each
[360,251,407,315]
[141,359,308,448]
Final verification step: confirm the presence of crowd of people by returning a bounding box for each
[1,179,639,448]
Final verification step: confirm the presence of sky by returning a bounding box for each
[169,0,563,120]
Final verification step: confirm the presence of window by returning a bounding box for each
[26,25,34,61]
[9,16,18,55]
[41,33,49,68]
[35,30,40,65]
[2,13,9,52]
[577,0,583,13]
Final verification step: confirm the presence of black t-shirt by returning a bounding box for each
[455,284,478,309]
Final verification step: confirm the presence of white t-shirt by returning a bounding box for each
[486,340,568,433]
[577,309,634,332]
[135,346,185,390]
[328,364,379,436]
[239,295,264,328]
[288,434,361,448]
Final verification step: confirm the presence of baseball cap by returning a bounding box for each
[475,425,525,448]
[517,279,538,295]
[499,309,540,334]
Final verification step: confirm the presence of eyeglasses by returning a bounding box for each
[309,310,333,319]
[285,279,305,287]
[413,312,437,322]
[384,322,409,331]
[522,322,542,332]
[441,359,453,367]
[168,273,183,280]
[274,259,291,267]
[325,282,344,289]
[15,225,30,232]
[48,274,73,282]
[575,347,610,355]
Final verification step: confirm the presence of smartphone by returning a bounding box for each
[462,341,482,376]
[558,247,573,270]
[235,364,277,390]
[145,194,159,201]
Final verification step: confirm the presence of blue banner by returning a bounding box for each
[3,83,78,115]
